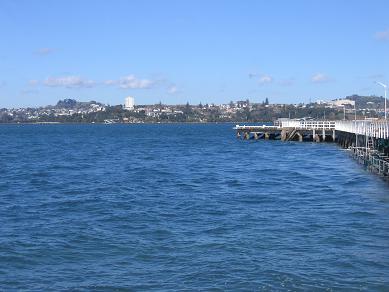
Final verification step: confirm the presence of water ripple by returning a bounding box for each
[0,124,389,290]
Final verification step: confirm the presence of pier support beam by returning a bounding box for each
[281,130,287,142]
[264,132,270,140]
[296,132,303,142]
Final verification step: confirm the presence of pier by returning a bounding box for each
[234,119,389,177]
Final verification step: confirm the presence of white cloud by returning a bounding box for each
[258,74,273,85]
[105,75,155,89]
[118,75,155,89]
[35,48,56,55]
[374,29,389,41]
[311,73,331,83]
[104,80,117,85]
[44,76,96,88]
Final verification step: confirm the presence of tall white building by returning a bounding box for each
[124,96,135,110]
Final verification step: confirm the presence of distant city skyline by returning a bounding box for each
[0,0,388,108]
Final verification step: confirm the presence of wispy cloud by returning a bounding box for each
[374,29,389,41]
[105,75,155,89]
[167,85,178,94]
[311,73,331,83]
[258,74,273,85]
[248,73,257,79]
[104,80,117,86]
[28,79,39,86]
[35,48,56,55]
[44,76,96,88]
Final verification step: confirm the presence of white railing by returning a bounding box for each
[335,120,389,139]
[278,120,300,128]
[280,120,336,130]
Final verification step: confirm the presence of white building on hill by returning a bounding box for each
[124,96,135,110]
[330,99,355,107]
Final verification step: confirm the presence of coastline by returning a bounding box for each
[0,121,259,125]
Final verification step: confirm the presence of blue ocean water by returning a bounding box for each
[1,123,389,290]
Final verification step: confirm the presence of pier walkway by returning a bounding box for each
[234,119,389,177]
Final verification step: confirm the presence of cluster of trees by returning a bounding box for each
[347,95,385,109]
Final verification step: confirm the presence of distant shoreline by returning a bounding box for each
[0,121,255,125]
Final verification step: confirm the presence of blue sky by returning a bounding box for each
[0,0,388,107]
